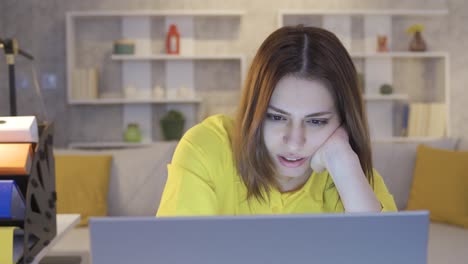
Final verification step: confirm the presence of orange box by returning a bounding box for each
[0,143,33,175]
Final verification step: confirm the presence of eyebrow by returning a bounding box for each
[268,105,333,118]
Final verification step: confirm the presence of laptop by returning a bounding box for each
[89,211,429,264]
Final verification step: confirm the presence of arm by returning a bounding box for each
[311,127,383,213]
[325,147,383,212]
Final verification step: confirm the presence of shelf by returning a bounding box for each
[69,141,156,149]
[279,9,448,16]
[372,137,447,143]
[363,94,409,101]
[66,9,246,144]
[69,97,203,105]
[69,141,179,149]
[277,9,450,139]
[68,10,246,17]
[350,52,448,59]
[73,137,446,148]
[111,54,245,61]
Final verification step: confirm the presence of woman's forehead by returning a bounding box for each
[269,76,335,113]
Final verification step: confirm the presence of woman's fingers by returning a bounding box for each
[310,148,326,172]
[310,126,349,173]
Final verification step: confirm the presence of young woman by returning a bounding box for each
[157,25,397,216]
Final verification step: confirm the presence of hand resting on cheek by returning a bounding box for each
[310,126,354,173]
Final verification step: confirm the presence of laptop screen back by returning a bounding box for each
[90,211,429,264]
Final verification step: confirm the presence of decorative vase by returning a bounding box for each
[166,24,180,55]
[377,35,388,52]
[153,85,165,99]
[409,31,426,52]
[124,123,142,143]
[124,85,137,99]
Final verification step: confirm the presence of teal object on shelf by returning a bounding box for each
[114,40,135,55]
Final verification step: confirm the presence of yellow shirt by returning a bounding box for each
[157,115,397,216]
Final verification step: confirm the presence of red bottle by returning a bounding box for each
[166,24,180,55]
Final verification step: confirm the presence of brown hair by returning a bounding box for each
[232,25,373,202]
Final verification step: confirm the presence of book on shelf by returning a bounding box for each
[407,103,420,137]
[0,226,29,264]
[72,68,99,99]
[0,180,25,219]
[400,104,409,137]
[427,103,446,137]
[406,103,446,137]
[0,143,33,175]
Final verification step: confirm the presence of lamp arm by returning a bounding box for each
[0,38,35,60]
[0,37,35,116]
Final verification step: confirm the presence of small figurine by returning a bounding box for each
[377,35,388,52]
[153,85,165,99]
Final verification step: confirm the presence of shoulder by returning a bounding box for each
[183,114,234,145]
[173,114,235,167]
[169,115,237,192]
[201,114,235,140]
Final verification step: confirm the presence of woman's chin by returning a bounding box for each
[276,166,312,179]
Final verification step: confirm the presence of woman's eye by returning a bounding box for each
[306,119,329,126]
[266,113,286,121]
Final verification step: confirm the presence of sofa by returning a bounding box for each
[42,139,468,264]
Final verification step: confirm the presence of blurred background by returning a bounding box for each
[1,0,467,149]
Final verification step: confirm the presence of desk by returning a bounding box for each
[13,214,80,264]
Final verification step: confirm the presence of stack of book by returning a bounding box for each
[0,116,37,263]
[72,67,99,99]
[404,103,447,137]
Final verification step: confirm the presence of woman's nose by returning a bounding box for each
[282,122,306,150]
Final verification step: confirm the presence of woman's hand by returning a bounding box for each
[310,126,356,173]
[310,126,382,212]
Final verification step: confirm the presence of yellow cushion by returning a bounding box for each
[407,145,468,228]
[55,154,112,226]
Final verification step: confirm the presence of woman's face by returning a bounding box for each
[263,75,340,181]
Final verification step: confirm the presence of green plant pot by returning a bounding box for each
[160,119,185,140]
[380,84,393,95]
[124,124,142,143]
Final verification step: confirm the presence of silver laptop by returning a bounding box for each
[89,211,429,264]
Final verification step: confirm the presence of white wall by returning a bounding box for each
[3,0,468,147]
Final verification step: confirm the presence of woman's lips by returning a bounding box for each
[277,155,307,168]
